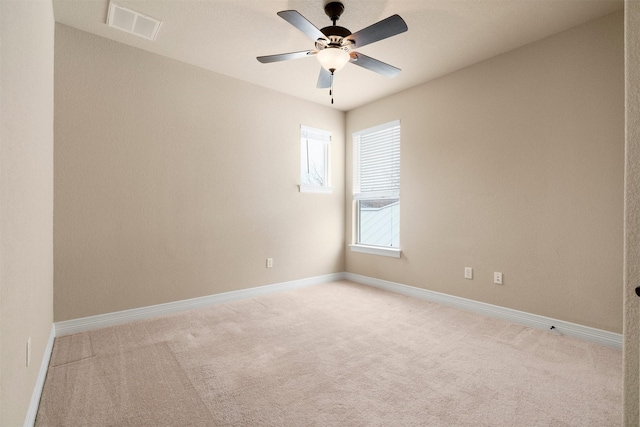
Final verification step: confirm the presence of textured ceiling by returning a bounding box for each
[52,0,623,111]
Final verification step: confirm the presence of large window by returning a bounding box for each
[352,120,400,257]
[299,125,332,193]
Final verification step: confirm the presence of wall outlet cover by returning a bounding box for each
[494,272,503,285]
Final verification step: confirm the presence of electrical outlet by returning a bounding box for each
[494,272,503,285]
[266,258,273,268]
[464,267,473,280]
[26,337,31,368]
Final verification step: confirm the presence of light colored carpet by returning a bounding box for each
[36,281,621,426]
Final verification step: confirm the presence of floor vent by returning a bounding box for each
[107,2,162,41]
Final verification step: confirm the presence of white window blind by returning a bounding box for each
[352,120,401,251]
[354,120,400,200]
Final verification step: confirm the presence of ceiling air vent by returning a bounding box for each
[107,2,162,41]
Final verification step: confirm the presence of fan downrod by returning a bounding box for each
[324,1,345,25]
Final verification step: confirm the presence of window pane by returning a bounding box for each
[301,139,326,186]
[300,125,330,189]
[358,199,400,247]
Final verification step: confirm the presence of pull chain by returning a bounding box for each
[329,70,335,105]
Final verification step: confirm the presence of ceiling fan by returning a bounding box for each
[257,1,408,104]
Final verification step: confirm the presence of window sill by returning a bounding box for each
[349,244,401,258]
[299,185,333,194]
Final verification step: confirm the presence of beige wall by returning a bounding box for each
[0,1,55,425]
[623,1,640,424]
[54,24,345,322]
[346,12,624,333]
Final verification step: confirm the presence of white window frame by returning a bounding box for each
[299,125,332,194]
[350,120,401,258]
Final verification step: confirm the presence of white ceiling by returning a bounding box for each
[52,0,623,111]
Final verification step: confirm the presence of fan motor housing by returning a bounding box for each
[316,34,353,52]
[320,25,351,38]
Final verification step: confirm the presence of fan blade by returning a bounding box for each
[346,15,408,49]
[277,10,326,42]
[317,67,331,88]
[257,50,315,63]
[350,53,401,77]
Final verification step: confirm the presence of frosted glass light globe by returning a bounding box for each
[317,48,350,72]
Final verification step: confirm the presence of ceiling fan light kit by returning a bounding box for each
[316,48,350,72]
[257,1,407,104]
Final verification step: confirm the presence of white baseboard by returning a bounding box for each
[23,325,55,427]
[345,273,622,349]
[53,271,622,349]
[54,273,344,337]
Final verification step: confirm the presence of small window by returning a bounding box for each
[300,125,332,193]
[352,120,401,256]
